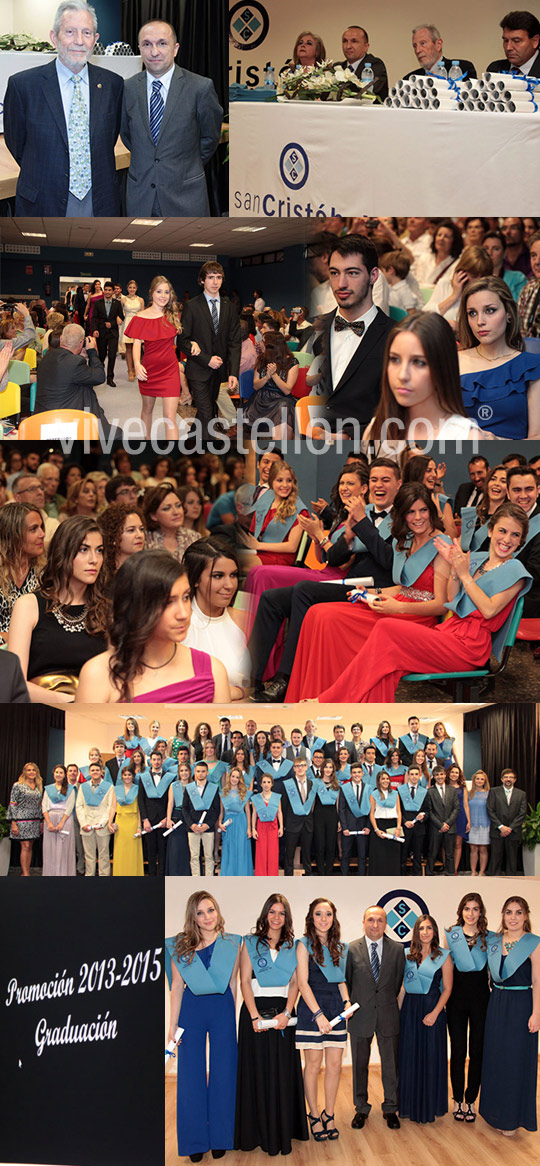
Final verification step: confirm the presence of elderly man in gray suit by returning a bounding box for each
[346,905,405,1130]
[120,20,223,215]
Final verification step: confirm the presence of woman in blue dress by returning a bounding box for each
[432,721,458,769]
[468,770,491,876]
[480,896,540,1136]
[398,915,453,1124]
[235,893,309,1155]
[444,894,490,1122]
[165,763,192,875]
[447,764,470,874]
[218,768,253,876]
[458,275,540,438]
[296,899,350,1141]
[166,892,241,1161]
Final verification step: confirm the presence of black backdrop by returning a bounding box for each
[463,703,539,804]
[0,705,64,810]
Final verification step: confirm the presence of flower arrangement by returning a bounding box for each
[277,61,378,102]
[0,33,54,52]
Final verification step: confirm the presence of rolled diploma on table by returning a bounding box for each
[484,72,533,89]
[257,1016,298,1030]
[163,819,183,837]
[165,1026,184,1064]
[330,1002,360,1027]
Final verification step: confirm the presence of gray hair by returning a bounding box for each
[61,323,85,350]
[37,462,60,479]
[11,473,40,494]
[412,24,442,41]
[53,1,98,34]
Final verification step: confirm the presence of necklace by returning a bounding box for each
[504,937,522,952]
[141,643,177,670]
[52,604,87,632]
[474,346,514,363]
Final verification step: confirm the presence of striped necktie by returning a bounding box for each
[68,75,91,199]
[149,79,164,143]
[370,942,380,981]
[210,298,219,333]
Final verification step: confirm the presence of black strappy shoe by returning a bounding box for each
[308,1114,328,1141]
[321,1109,340,1139]
[453,1102,465,1121]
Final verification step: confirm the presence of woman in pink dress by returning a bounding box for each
[124,275,200,440]
[286,483,451,700]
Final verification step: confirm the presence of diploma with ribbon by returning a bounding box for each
[257,1016,298,1030]
[381,830,404,842]
[165,1026,184,1064]
[163,819,183,837]
[320,576,374,587]
[348,588,378,606]
[330,1002,359,1027]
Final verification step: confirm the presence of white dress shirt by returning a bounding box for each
[330,302,378,387]
[56,59,89,127]
[145,63,175,113]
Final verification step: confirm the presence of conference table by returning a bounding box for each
[230,100,540,217]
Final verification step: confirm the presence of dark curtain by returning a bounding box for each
[0,705,65,871]
[121,0,228,213]
[463,703,539,805]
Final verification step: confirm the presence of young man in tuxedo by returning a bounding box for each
[398,765,428,874]
[487,768,527,875]
[180,261,241,440]
[425,766,459,875]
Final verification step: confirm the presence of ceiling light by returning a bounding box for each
[232,226,267,233]
[189,242,214,247]
[112,237,136,243]
[130,218,163,226]
[21,231,46,237]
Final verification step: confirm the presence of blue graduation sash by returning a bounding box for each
[371,789,398,811]
[305,736,326,753]
[387,765,407,780]
[487,932,540,983]
[399,785,427,812]
[392,534,448,587]
[445,554,532,661]
[258,759,293,782]
[365,504,393,541]
[170,780,185,810]
[185,781,218,811]
[115,783,139,806]
[370,736,393,757]
[460,506,489,552]
[300,936,348,981]
[220,790,251,813]
[78,781,110,807]
[337,764,351,781]
[165,933,241,994]
[404,950,449,994]
[139,770,174,800]
[44,784,72,806]
[244,934,297,985]
[283,777,316,816]
[162,757,178,774]
[362,763,382,787]
[341,780,372,817]
[207,761,227,785]
[251,792,281,821]
[314,780,339,806]
[400,733,428,754]
[122,735,150,753]
[329,520,368,555]
[252,490,307,541]
[445,926,488,972]
[435,738,454,762]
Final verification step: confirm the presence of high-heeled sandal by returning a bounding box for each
[464,1103,476,1122]
[453,1102,465,1121]
[308,1114,328,1141]
[321,1110,339,1139]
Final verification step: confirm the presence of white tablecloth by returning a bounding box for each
[230,101,540,216]
[0,52,141,133]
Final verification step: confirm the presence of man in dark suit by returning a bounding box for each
[105,739,128,785]
[398,765,428,874]
[315,235,393,434]
[453,455,489,516]
[74,283,90,328]
[323,726,353,763]
[136,750,175,877]
[339,763,371,874]
[182,761,221,876]
[35,325,118,439]
[487,11,540,76]
[121,19,222,216]
[340,26,389,99]
[487,768,527,875]
[0,650,30,702]
[425,767,459,875]
[346,906,405,1129]
[213,717,233,761]
[402,24,476,80]
[281,758,315,876]
[249,458,400,701]
[92,282,124,387]
[180,262,241,440]
[3,1,122,216]
[507,466,540,617]
[399,717,428,766]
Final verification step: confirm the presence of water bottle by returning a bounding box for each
[361,60,375,90]
[448,60,462,82]
[431,61,448,80]
[264,65,275,89]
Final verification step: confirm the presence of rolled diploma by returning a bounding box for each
[257,1015,298,1030]
[330,1002,360,1027]
[347,829,370,835]
[163,819,183,837]
[381,830,405,842]
[484,72,531,89]
[165,1026,184,1063]
[133,821,165,838]
[197,811,208,826]
[318,576,374,587]
[219,818,233,831]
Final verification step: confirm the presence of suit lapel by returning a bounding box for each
[135,70,154,143]
[88,63,106,146]
[158,66,183,142]
[41,62,69,148]
[329,309,384,396]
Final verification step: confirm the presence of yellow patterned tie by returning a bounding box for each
[68,75,92,199]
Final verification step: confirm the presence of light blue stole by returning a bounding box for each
[365,504,393,541]
[283,777,316,816]
[445,926,488,972]
[460,506,489,552]
[78,780,110,807]
[370,736,393,757]
[306,736,326,752]
[139,770,174,800]
[165,933,241,994]
[122,735,150,754]
[314,780,339,806]
[399,785,427,812]
[252,490,307,541]
[170,780,186,810]
[244,935,297,985]
[444,554,532,661]
[435,738,454,762]
[362,763,382,787]
[115,782,139,806]
[387,765,407,780]
[258,759,293,782]
[251,792,281,821]
[371,789,398,811]
[185,781,218,811]
[220,790,251,813]
[300,936,348,981]
[392,534,448,587]
[207,761,227,785]
[487,932,540,983]
[44,784,72,805]
[337,764,351,782]
[341,780,372,817]
[404,949,449,994]
[400,732,428,754]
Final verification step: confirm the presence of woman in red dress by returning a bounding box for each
[239,460,309,567]
[286,483,450,700]
[314,502,532,704]
[124,275,200,440]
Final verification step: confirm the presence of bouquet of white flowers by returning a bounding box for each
[277,61,378,102]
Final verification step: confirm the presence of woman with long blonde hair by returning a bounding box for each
[7,761,44,875]
[239,460,308,566]
[218,767,253,876]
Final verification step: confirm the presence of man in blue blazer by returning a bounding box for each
[120,20,223,216]
[4,0,122,216]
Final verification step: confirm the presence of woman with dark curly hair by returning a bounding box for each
[443,894,490,1122]
[287,482,450,700]
[75,550,230,703]
[142,483,200,561]
[192,721,213,761]
[0,502,45,639]
[235,894,309,1155]
[398,915,453,1124]
[296,899,350,1141]
[100,504,145,581]
[8,516,108,705]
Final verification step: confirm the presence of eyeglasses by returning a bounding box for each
[17,484,44,495]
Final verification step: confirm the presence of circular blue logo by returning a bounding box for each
[377,888,430,947]
[450,930,460,941]
[279,142,310,190]
[257,956,268,969]
[478,404,493,421]
[229,2,269,51]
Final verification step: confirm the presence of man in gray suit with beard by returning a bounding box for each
[121,19,222,216]
[346,906,405,1129]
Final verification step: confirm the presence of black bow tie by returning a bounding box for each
[334,316,365,337]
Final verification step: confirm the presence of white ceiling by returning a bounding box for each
[0,217,310,257]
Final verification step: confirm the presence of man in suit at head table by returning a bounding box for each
[401,23,476,81]
[3,0,123,216]
[121,19,223,216]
